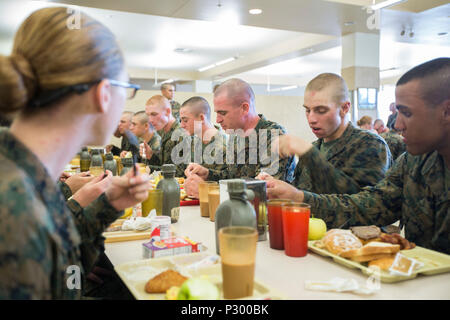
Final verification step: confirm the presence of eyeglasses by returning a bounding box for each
[109,79,140,99]
[29,79,141,109]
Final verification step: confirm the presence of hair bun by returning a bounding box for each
[0,53,37,114]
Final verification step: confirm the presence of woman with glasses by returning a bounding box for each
[0,7,148,299]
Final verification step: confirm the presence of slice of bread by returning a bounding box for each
[368,256,396,270]
[351,253,396,263]
[340,241,400,259]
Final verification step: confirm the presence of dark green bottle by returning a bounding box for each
[104,153,117,176]
[214,179,257,254]
[120,157,133,176]
[80,147,91,172]
[156,164,180,223]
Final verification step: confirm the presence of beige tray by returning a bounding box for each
[308,240,450,283]
[103,230,152,243]
[115,252,285,300]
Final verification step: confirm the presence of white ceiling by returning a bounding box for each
[0,0,449,91]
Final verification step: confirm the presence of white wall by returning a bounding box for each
[109,90,316,146]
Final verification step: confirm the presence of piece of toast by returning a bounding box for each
[340,241,400,259]
[145,269,188,293]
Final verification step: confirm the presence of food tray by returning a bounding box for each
[308,240,450,283]
[115,252,285,300]
[180,198,199,206]
[103,229,152,243]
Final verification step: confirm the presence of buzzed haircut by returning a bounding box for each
[181,96,212,121]
[214,78,255,110]
[397,57,450,106]
[145,95,171,111]
[160,83,175,91]
[133,110,149,125]
[122,111,133,120]
[305,73,349,104]
[374,119,384,126]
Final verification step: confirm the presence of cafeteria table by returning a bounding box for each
[105,205,450,300]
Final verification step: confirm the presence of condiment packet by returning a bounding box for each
[305,277,378,295]
[389,253,424,277]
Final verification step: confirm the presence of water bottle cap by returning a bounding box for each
[105,153,113,160]
[161,164,176,173]
[226,179,247,194]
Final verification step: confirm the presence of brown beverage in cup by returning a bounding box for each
[219,226,257,299]
[221,262,255,299]
[208,187,220,222]
[199,181,217,217]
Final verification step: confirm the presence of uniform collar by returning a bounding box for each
[314,122,355,160]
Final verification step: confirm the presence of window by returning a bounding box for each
[357,88,378,109]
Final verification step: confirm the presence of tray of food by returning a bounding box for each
[308,226,450,283]
[103,218,153,243]
[114,252,285,300]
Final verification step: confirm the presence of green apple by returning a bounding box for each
[308,217,327,240]
[177,277,219,300]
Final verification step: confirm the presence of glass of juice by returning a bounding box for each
[141,189,163,217]
[281,202,310,257]
[267,199,293,250]
[208,185,221,222]
[219,226,258,299]
[89,166,104,177]
[199,181,217,217]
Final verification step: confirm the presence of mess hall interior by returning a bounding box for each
[0,0,449,303]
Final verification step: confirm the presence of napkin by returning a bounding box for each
[305,277,379,295]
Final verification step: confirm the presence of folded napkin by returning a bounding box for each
[305,277,379,295]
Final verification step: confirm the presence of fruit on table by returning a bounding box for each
[166,286,180,300]
[177,277,219,300]
[119,207,133,219]
[308,217,327,240]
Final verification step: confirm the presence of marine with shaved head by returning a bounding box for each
[184,78,296,197]
[258,72,392,197]
[266,58,450,254]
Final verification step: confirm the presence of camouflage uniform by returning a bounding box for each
[0,128,123,299]
[303,151,450,254]
[139,131,162,166]
[380,131,406,160]
[207,114,296,182]
[293,122,392,195]
[171,100,181,122]
[148,120,185,176]
[174,128,228,178]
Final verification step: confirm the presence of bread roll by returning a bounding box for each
[321,229,363,256]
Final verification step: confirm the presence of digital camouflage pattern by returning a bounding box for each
[173,129,229,178]
[303,151,449,254]
[207,114,296,182]
[149,120,185,176]
[293,122,392,195]
[171,100,181,122]
[0,128,123,299]
[380,131,406,160]
[140,131,162,166]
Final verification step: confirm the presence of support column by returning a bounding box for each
[341,32,380,123]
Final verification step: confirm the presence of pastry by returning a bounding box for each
[320,229,363,256]
[145,269,189,293]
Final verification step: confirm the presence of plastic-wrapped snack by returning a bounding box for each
[389,253,424,276]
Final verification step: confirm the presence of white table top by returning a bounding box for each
[105,206,450,300]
